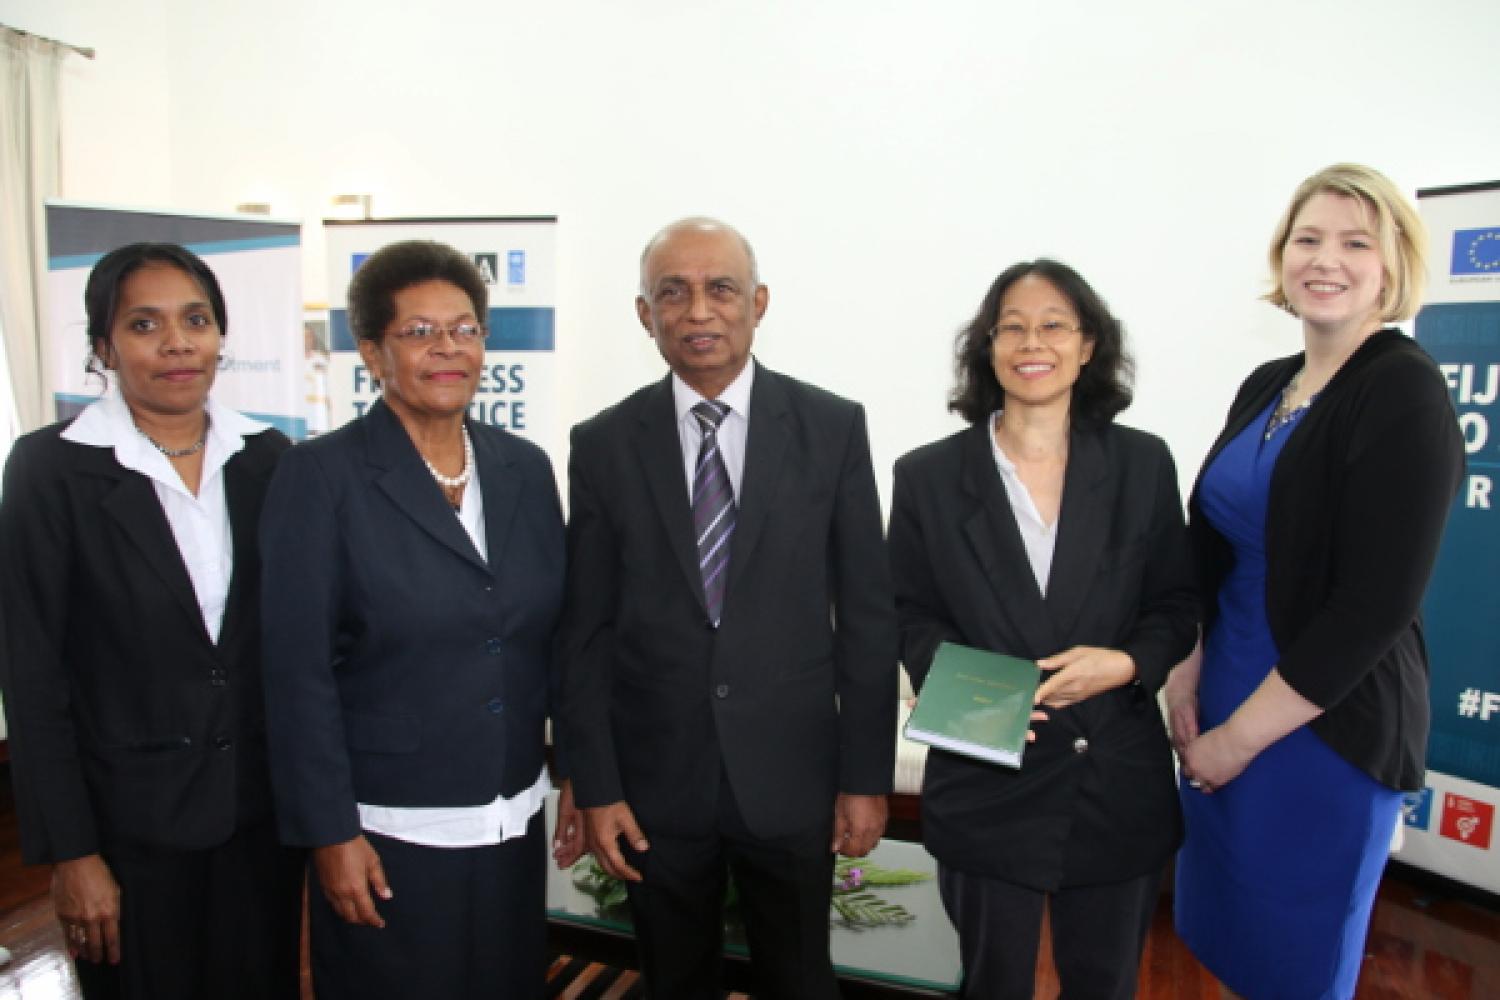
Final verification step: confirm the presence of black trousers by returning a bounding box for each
[74,820,303,1000]
[308,812,547,1000]
[622,774,838,1000]
[938,864,1163,1000]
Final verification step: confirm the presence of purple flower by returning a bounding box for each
[836,867,865,891]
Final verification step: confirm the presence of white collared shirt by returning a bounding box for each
[673,359,754,502]
[358,767,552,848]
[355,453,551,848]
[454,461,487,562]
[62,388,269,643]
[988,411,1058,596]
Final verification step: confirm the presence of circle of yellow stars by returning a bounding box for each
[1470,231,1500,272]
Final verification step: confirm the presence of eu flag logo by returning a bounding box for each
[1451,228,1500,275]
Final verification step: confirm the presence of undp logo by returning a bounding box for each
[470,252,526,287]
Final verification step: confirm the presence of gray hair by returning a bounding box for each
[638,216,760,294]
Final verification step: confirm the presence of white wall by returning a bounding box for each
[4,0,1499,499]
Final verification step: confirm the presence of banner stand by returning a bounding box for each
[1396,180,1500,895]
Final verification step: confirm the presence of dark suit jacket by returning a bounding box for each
[888,420,1196,891]
[1190,329,1464,790]
[259,399,564,848]
[557,364,898,841]
[0,420,289,864]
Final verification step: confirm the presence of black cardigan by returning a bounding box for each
[1189,329,1464,791]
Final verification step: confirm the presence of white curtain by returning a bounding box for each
[0,27,65,440]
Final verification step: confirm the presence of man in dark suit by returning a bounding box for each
[558,218,897,999]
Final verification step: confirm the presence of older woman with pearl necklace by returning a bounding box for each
[259,240,581,1000]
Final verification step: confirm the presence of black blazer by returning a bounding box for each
[1190,329,1464,790]
[557,364,898,841]
[0,420,289,864]
[259,399,564,848]
[889,420,1196,891]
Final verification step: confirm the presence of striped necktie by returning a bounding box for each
[691,400,735,627]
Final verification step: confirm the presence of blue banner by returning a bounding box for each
[1416,301,1500,789]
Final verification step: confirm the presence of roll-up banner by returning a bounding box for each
[44,201,304,435]
[323,218,556,451]
[1400,180,1500,894]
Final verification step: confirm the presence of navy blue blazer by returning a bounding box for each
[259,400,564,848]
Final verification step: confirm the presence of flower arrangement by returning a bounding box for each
[830,857,930,927]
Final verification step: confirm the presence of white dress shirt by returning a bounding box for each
[673,358,754,502]
[61,387,268,643]
[988,411,1058,597]
[355,448,550,848]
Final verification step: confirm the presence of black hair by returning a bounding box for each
[947,259,1134,427]
[84,243,227,370]
[346,241,488,342]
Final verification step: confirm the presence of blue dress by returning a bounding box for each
[1174,397,1402,1000]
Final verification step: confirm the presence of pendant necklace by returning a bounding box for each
[1265,368,1315,441]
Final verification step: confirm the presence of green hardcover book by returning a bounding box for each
[904,641,1041,769]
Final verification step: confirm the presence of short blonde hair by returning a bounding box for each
[1266,163,1428,323]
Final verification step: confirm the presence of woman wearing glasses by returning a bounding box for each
[888,260,1196,1000]
[1168,165,1464,999]
[260,241,581,1000]
[0,243,301,999]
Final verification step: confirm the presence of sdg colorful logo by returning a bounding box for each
[1439,793,1495,849]
[1401,788,1433,830]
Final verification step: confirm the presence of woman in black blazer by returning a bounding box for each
[0,243,301,999]
[1167,164,1465,1000]
[889,260,1196,1000]
[259,241,581,1000]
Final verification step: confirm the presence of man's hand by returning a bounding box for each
[52,854,121,964]
[312,835,392,927]
[553,780,586,869]
[832,793,887,857]
[584,802,649,882]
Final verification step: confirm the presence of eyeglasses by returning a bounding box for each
[989,320,1081,346]
[392,321,487,344]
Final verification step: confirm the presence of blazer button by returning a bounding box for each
[1073,737,1089,754]
[485,638,503,654]
[715,683,730,699]
[486,698,504,714]
[214,736,233,750]
[209,670,227,688]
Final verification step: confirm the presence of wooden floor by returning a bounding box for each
[3,765,1497,998]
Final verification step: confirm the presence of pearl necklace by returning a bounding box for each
[137,417,209,458]
[423,427,474,490]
